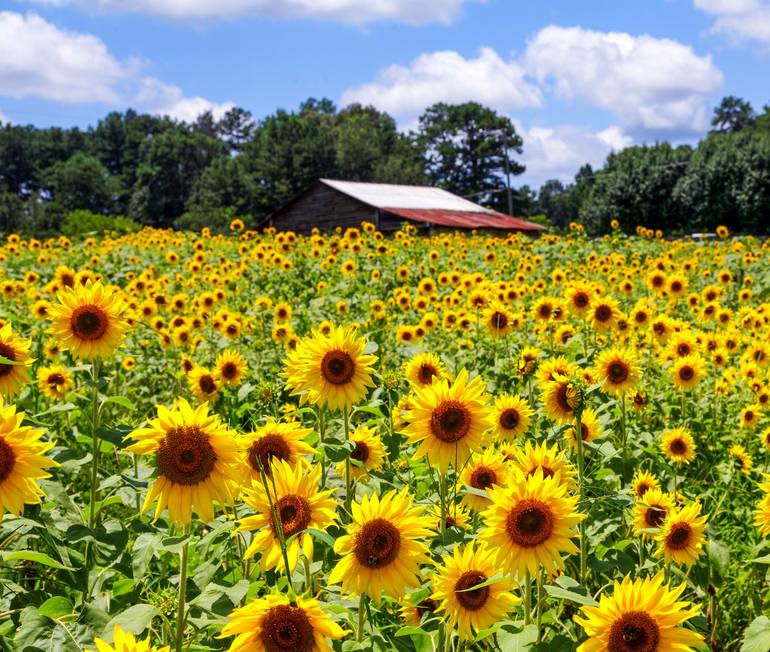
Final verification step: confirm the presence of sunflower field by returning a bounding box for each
[1,221,770,652]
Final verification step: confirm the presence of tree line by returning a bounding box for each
[0,95,768,235]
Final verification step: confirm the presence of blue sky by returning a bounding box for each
[1,0,769,186]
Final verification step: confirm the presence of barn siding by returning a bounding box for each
[268,183,378,233]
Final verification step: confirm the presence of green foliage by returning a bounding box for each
[60,210,140,237]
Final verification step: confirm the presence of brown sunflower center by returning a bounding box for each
[272,494,312,539]
[669,439,687,455]
[469,466,496,490]
[677,343,690,356]
[644,506,667,528]
[156,426,217,485]
[573,292,589,308]
[248,434,292,473]
[607,611,660,652]
[321,350,355,385]
[416,598,438,618]
[260,604,314,652]
[608,361,629,384]
[555,384,574,414]
[221,362,238,379]
[0,342,16,378]
[354,518,401,569]
[505,499,554,548]
[0,437,16,483]
[47,372,65,387]
[678,366,695,381]
[418,364,438,384]
[595,305,612,322]
[198,374,217,395]
[454,571,490,611]
[70,305,109,341]
[430,401,471,443]
[490,312,508,329]
[351,440,369,463]
[665,523,692,550]
[499,408,519,430]
[635,482,651,499]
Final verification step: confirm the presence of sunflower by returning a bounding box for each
[575,573,704,652]
[47,281,126,359]
[512,440,577,490]
[400,595,439,627]
[188,366,220,403]
[656,501,708,567]
[236,459,337,574]
[403,352,447,388]
[459,448,512,512]
[428,501,472,533]
[215,349,247,387]
[328,488,432,602]
[670,356,704,391]
[431,543,520,640]
[542,374,581,425]
[491,394,533,441]
[564,406,603,449]
[241,419,316,483]
[632,488,675,539]
[631,470,660,500]
[730,443,753,475]
[403,369,492,472]
[589,296,620,332]
[125,399,240,525]
[754,492,770,536]
[89,625,169,652]
[36,364,73,400]
[740,404,762,430]
[283,326,377,411]
[660,428,697,465]
[220,594,348,652]
[536,356,577,385]
[0,400,57,520]
[0,324,31,398]
[565,282,594,316]
[593,347,641,396]
[335,425,386,480]
[480,469,584,578]
[482,303,514,338]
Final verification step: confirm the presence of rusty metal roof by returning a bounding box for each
[382,207,546,231]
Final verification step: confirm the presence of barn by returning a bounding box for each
[266,179,546,233]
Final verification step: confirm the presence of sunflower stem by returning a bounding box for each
[318,406,327,489]
[87,358,102,532]
[303,555,313,595]
[256,458,295,594]
[535,568,544,643]
[438,471,447,537]
[175,538,189,652]
[524,569,532,625]
[575,413,588,584]
[344,406,352,521]
[356,593,368,643]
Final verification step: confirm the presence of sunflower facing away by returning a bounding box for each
[0,324,31,398]
[48,281,126,359]
[575,572,704,652]
[459,448,512,512]
[36,364,73,401]
[236,458,337,574]
[335,424,386,480]
[431,543,520,640]
[241,419,316,484]
[657,501,708,567]
[283,325,377,411]
[125,399,240,525]
[593,347,641,396]
[220,594,348,652]
[328,487,432,602]
[491,393,533,441]
[660,428,697,465]
[403,369,493,472]
[403,352,447,388]
[0,400,57,520]
[89,625,169,652]
[480,469,584,578]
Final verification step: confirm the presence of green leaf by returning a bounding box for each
[306,527,335,548]
[544,583,598,606]
[103,604,158,640]
[741,616,770,652]
[1,550,73,570]
[497,624,539,651]
[0,354,26,366]
[38,596,73,619]
[101,395,136,411]
[454,572,506,592]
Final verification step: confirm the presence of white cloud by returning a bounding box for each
[524,25,723,134]
[516,122,631,187]
[340,48,541,118]
[0,11,232,122]
[22,0,469,25]
[0,109,9,124]
[0,11,129,103]
[694,0,770,47]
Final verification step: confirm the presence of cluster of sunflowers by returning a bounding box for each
[0,221,769,651]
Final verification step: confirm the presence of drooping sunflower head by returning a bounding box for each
[575,572,703,652]
[328,487,432,603]
[0,323,31,398]
[335,424,386,480]
[47,281,127,360]
[215,349,247,387]
[459,448,512,512]
[656,501,708,567]
[241,419,316,482]
[403,352,446,388]
[404,369,493,472]
[480,469,585,578]
[125,399,240,525]
[36,364,73,400]
[430,543,520,641]
[593,347,641,396]
[660,427,696,465]
[491,393,533,441]
[88,624,169,652]
[632,488,675,539]
[220,594,349,652]
[282,325,377,411]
